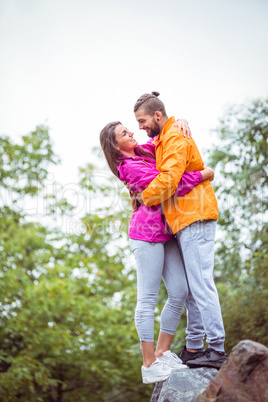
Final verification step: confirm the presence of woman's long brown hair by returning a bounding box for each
[99,122,155,209]
[99,121,122,178]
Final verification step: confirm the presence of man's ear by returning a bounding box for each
[154,111,162,121]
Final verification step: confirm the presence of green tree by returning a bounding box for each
[0,127,152,401]
[207,98,268,351]
[2,98,266,400]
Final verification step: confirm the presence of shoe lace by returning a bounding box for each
[204,348,213,358]
[206,348,227,358]
[162,362,171,370]
[156,358,171,370]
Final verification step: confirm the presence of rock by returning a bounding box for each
[151,381,164,402]
[150,367,218,402]
[197,339,268,402]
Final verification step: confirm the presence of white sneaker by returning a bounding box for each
[157,350,189,369]
[141,359,172,384]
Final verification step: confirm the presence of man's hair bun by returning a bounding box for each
[134,91,166,115]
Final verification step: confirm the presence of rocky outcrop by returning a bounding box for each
[151,340,268,401]
[150,367,218,402]
[197,339,268,402]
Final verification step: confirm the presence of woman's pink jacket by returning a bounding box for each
[117,140,203,242]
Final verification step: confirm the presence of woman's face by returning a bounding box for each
[115,124,138,154]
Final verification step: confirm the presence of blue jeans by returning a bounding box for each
[176,220,225,352]
[129,238,188,343]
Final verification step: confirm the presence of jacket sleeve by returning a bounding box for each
[142,132,192,206]
[135,140,156,157]
[120,159,160,193]
[140,140,156,156]
[175,171,203,197]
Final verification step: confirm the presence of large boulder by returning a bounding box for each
[197,339,268,401]
[150,367,218,402]
[151,340,268,401]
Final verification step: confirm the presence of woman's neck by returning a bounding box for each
[120,149,136,157]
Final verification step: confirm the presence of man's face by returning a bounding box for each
[135,109,160,138]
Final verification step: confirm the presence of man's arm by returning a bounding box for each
[140,132,191,207]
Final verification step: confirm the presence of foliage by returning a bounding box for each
[1,98,267,399]
[0,125,59,198]
[207,98,268,351]
[0,127,152,401]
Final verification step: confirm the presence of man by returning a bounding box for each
[134,91,227,369]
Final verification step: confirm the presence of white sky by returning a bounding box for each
[0,0,268,189]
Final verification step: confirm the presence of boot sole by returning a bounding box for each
[186,361,224,370]
[180,354,205,364]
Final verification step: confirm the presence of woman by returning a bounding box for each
[99,121,214,384]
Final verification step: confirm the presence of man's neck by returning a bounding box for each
[159,116,169,132]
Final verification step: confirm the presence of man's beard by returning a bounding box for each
[147,121,160,138]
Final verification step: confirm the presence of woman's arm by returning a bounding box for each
[172,118,192,138]
[174,167,214,197]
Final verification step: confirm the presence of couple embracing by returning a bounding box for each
[100,92,227,384]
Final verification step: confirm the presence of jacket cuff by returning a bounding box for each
[196,171,203,183]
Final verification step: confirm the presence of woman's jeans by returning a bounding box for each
[129,238,188,343]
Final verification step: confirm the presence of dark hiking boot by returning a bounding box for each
[178,346,205,364]
[186,347,228,369]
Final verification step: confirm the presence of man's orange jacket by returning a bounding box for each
[142,116,219,234]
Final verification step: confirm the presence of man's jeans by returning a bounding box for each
[176,220,225,352]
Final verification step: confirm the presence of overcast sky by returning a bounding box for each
[1,0,267,187]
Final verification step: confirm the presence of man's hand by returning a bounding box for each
[172,118,192,138]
